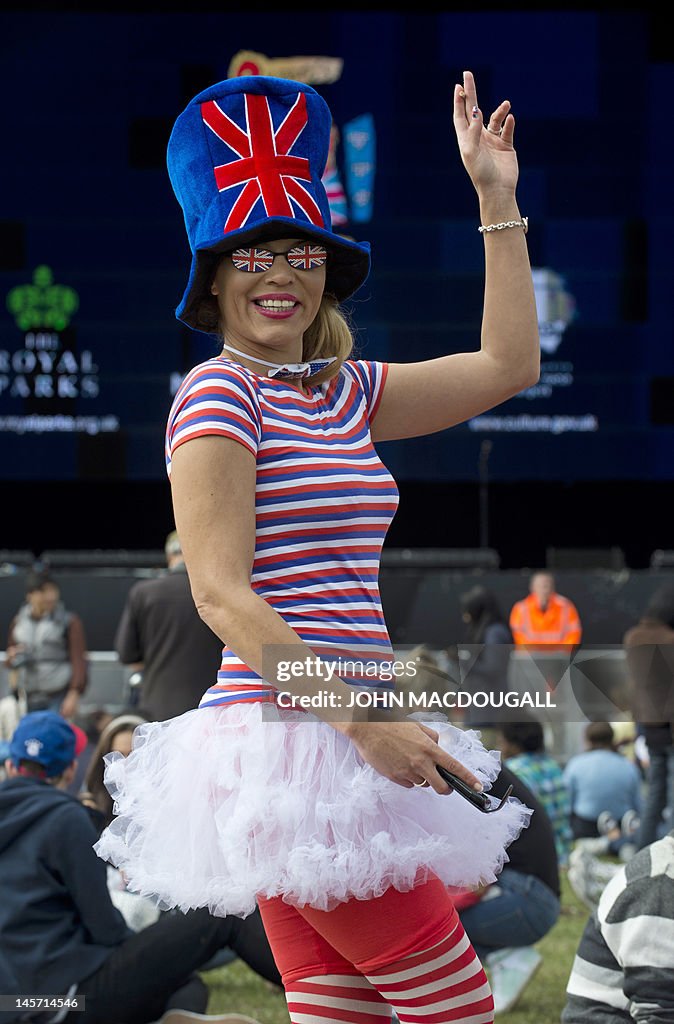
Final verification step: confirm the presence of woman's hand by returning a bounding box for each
[453,70,519,198]
[343,719,483,795]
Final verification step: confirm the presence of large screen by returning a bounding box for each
[1,9,671,482]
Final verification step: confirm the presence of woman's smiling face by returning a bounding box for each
[210,238,327,358]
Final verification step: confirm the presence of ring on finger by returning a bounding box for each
[485,124,502,136]
[412,779,427,788]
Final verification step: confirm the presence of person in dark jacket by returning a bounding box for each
[114,531,224,721]
[623,584,674,850]
[456,585,514,742]
[496,717,573,866]
[455,764,560,1014]
[0,711,278,1024]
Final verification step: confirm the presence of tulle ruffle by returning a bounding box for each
[94,703,531,918]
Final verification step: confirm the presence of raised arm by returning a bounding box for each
[372,70,539,443]
[170,434,483,795]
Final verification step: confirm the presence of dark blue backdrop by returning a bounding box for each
[1,8,671,488]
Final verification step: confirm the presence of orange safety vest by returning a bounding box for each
[509,592,582,651]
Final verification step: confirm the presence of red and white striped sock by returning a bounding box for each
[365,920,494,1023]
[284,972,393,1024]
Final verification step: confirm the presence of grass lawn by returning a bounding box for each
[203,871,591,1023]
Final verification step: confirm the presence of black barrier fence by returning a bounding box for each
[1,566,673,650]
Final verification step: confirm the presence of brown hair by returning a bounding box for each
[191,255,223,335]
[300,295,355,385]
[15,760,70,785]
[82,714,147,826]
[585,721,615,749]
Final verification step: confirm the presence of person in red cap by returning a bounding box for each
[95,70,540,1023]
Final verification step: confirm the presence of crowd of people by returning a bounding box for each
[2,556,672,1021]
[0,507,671,1024]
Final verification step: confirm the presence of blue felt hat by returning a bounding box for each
[167,75,371,331]
[10,711,77,777]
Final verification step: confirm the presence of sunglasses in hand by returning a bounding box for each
[435,765,513,813]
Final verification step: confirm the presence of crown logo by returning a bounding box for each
[7,265,79,332]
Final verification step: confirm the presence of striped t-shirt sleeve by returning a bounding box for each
[343,360,389,425]
[603,838,674,1021]
[563,835,674,1024]
[165,361,261,472]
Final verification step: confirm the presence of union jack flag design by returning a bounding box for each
[201,92,326,234]
[287,244,327,269]
[231,248,275,272]
[231,244,328,273]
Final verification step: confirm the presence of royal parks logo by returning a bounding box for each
[2,265,99,400]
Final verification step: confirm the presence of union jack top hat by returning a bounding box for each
[167,75,371,331]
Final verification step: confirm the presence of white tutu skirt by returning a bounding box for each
[94,703,532,918]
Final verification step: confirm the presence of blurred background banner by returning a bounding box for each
[343,114,376,223]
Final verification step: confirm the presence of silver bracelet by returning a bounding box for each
[478,216,528,235]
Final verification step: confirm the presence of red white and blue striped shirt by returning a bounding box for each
[165,357,399,708]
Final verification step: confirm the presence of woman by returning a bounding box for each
[81,713,149,831]
[81,713,166,932]
[96,71,539,1022]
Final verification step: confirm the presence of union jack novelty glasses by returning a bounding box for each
[229,244,328,273]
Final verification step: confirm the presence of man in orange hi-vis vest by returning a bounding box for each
[509,572,582,652]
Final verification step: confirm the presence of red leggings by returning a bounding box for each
[258,878,494,1024]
